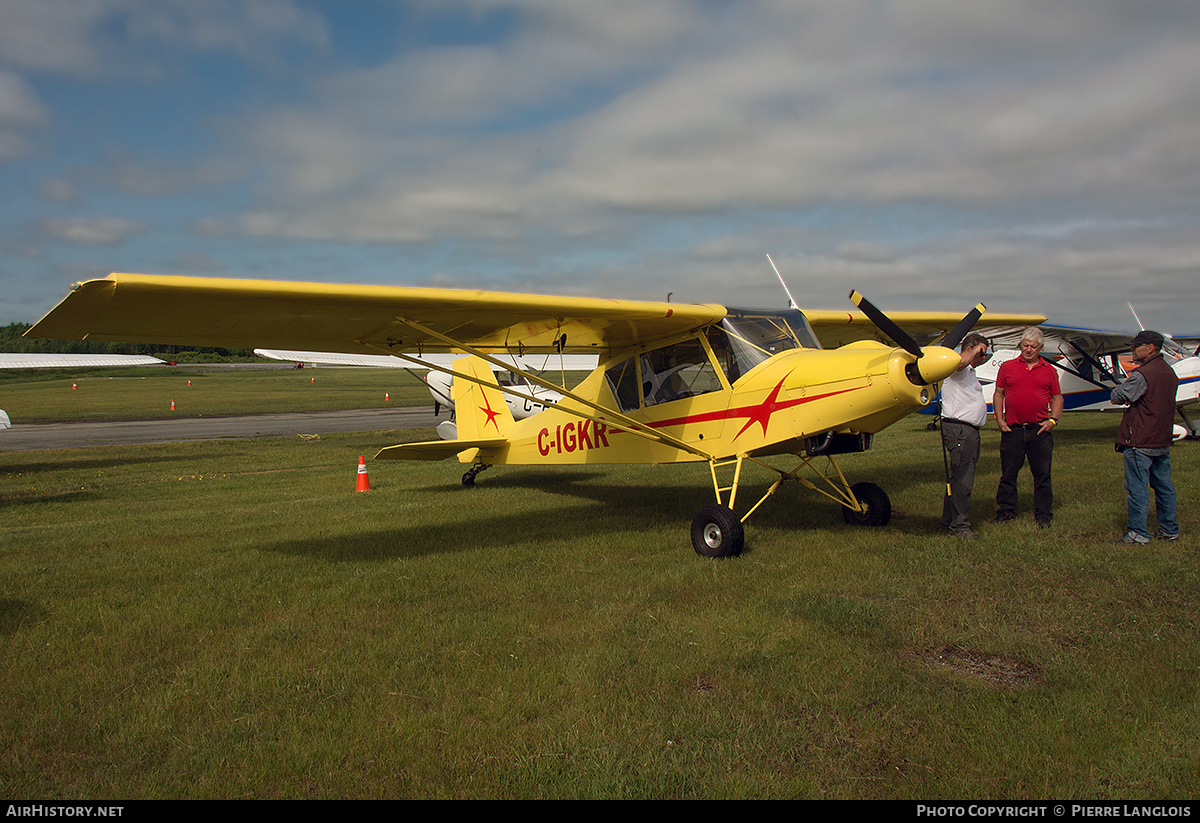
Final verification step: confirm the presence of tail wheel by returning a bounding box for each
[691,504,745,558]
[841,482,891,527]
[462,463,491,488]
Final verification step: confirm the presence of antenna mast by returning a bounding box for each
[766,253,798,309]
[1128,302,1146,331]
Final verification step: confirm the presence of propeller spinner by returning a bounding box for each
[849,290,985,385]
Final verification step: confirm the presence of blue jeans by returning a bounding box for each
[1123,448,1178,539]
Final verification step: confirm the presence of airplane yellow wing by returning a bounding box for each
[27,273,727,355]
[804,309,1046,350]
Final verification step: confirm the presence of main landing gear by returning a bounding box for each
[689,453,891,558]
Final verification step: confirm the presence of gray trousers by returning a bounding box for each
[939,419,981,532]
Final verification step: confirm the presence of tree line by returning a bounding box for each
[1,322,254,359]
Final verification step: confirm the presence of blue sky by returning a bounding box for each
[3,0,1200,335]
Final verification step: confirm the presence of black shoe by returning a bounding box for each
[1036,517,1052,529]
[993,512,1015,524]
[1154,528,1180,542]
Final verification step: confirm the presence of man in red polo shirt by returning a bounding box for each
[992,327,1064,528]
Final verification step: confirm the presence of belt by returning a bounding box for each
[1013,421,1048,430]
[942,418,980,429]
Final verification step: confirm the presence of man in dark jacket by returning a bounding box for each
[1111,330,1179,544]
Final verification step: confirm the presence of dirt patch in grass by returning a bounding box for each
[914,645,1044,689]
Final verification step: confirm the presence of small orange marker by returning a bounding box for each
[72,382,77,390]
[356,456,371,492]
[385,392,390,401]
[170,399,176,411]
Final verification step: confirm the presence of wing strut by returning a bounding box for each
[1057,340,1120,387]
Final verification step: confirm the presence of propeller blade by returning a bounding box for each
[942,303,986,351]
[849,290,922,358]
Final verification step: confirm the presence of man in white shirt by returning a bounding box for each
[937,333,991,538]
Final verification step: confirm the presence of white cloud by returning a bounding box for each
[39,216,143,246]
[37,178,79,205]
[0,69,47,162]
[215,0,1200,251]
[0,0,328,77]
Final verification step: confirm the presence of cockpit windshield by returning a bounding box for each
[1162,338,1191,363]
[716,309,821,376]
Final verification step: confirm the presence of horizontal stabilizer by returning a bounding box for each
[375,438,507,462]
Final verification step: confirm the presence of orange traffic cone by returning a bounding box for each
[170,399,176,411]
[356,455,371,492]
[72,382,77,390]
[384,391,390,402]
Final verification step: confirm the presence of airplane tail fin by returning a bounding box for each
[452,355,514,440]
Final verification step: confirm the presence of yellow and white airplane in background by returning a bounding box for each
[253,347,598,432]
[28,273,1042,556]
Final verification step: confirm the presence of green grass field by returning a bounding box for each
[0,365,436,423]
[1,370,1198,798]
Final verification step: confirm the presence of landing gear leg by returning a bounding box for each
[1177,407,1198,440]
[695,452,893,555]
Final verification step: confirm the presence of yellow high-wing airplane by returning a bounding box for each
[28,273,1043,557]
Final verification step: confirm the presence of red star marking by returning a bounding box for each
[730,376,805,438]
[478,391,502,431]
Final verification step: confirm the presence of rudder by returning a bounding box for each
[452,355,514,440]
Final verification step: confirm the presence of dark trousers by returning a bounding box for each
[997,426,1053,521]
[939,420,981,532]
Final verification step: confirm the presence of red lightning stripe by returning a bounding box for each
[616,377,865,441]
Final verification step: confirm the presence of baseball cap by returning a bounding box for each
[1129,330,1165,348]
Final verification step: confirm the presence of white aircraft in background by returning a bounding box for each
[0,352,167,429]
[253,348,597,439]
[963,325,1200,440]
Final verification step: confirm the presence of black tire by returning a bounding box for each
[841,482,891,527]
[691,504,745,558]
[462,470,476,488]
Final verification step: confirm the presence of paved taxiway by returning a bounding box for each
[0,407,445,451]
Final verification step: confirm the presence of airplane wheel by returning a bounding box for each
[691,504,745,558]
[841,482,891,527]
[462,471,476,488]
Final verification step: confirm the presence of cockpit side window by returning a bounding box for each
[605,357,641,413]
[640,338,722,407]
[604,335,727,411]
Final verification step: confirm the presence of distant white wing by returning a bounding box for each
[254,348,598,371]
[0,353,167,368]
